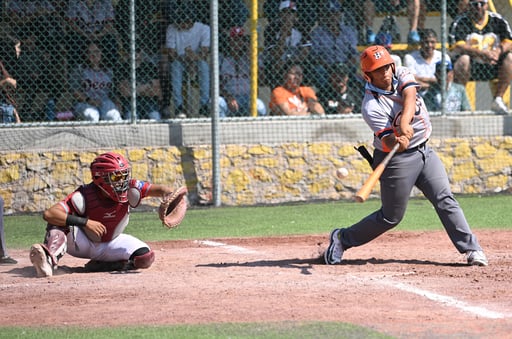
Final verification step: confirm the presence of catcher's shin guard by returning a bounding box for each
[43,226,68,266]
[131,247,155,269]
[29,227,68,278]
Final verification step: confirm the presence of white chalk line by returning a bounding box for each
[194,240,259,254]
[196,240,510,320]
[351,274,509,319]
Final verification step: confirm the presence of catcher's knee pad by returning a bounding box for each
[131,247,155,269]
[43,226,68,266]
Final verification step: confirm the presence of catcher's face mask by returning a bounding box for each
[106,168,131,195]
[91,152,132,203]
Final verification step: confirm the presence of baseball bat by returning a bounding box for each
[354,145,373,165]
[355,143,400,203]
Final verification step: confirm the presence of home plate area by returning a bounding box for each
[1,230,511,337]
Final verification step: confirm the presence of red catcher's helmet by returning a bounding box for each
[360,45,395,73]
[90,152,131,202]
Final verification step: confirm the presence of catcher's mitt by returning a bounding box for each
[159,186,188,229]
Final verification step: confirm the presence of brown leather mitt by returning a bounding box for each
[158,186,188,229]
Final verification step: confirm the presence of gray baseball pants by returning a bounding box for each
[340,144,483,253]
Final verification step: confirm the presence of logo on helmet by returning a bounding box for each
[374,51,385,60]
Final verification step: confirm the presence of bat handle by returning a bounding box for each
[381,143,400,166]
[354,143,400,203]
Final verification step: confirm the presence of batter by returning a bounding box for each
[324,45,488,266]
[29,152,181,277]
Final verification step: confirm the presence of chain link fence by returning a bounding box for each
[1,1,512,212]
[0,1,511,124]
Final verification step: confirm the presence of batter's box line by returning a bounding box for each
[194,240,259,254]
[348,273,511,319]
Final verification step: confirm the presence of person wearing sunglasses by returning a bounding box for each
[448,0,512,115]
[29,152,185,277]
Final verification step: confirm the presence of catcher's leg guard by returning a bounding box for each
[29,227,68,278]
[43,226,68,266]
[29,244,53,278]
[130,247,155,269]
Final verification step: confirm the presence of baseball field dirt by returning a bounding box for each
[1,230,511,338]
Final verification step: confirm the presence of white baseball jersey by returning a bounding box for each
[361,66,432,152]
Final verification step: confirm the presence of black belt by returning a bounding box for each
[404,140,427,153]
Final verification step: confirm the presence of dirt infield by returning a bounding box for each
[1,230,511,338]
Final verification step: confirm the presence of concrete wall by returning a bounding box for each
[1,116,512,213]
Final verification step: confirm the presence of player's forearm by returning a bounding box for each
[148,184,175,197]
[400,88,416,139]
[308,101,325,115]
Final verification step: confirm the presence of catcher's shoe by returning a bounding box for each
[29,244,53,277]
[466,250,488,266]
[324,229,344,265]
[84,260,131,272]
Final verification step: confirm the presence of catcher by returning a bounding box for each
[29,152,188,278]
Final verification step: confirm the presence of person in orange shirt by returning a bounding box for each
[269,63,325,116]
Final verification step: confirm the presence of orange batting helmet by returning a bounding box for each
[360,45,395,73]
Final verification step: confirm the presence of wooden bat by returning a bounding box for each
[355,143,400,203]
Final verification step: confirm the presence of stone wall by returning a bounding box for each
[1,136,512,213]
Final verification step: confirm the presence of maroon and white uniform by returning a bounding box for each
[58,179,151,262]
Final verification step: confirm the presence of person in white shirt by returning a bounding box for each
[165,8,210,117]
[403,29,450,98]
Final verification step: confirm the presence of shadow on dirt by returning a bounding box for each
[197,256,466,275]
[197,257,324,275]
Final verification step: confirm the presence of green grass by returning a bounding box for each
[0,322,392,339]
[2,194,510,338]
[6,194,510,248]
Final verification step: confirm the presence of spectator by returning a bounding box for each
[403,29,450,98]
[158,0,173,119]
[0,196,17,265]
[114,0,160,55]
[308,0,359,96]
[0,36,22,123]
[165,6,211,117]
[69,41,122,122]
[195,0,249,52]
[263,0,320,41]
[118,48,162,121]
[361,0,424,45]
[262,0,311,88]
[318,63,361,114]
[219,27,266,117]
[449,0,512,115]
[423,60,472,113]
[6,0,64,45]
[269,63,325,116]
[64,0,123,69]
[13,29,66,122]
